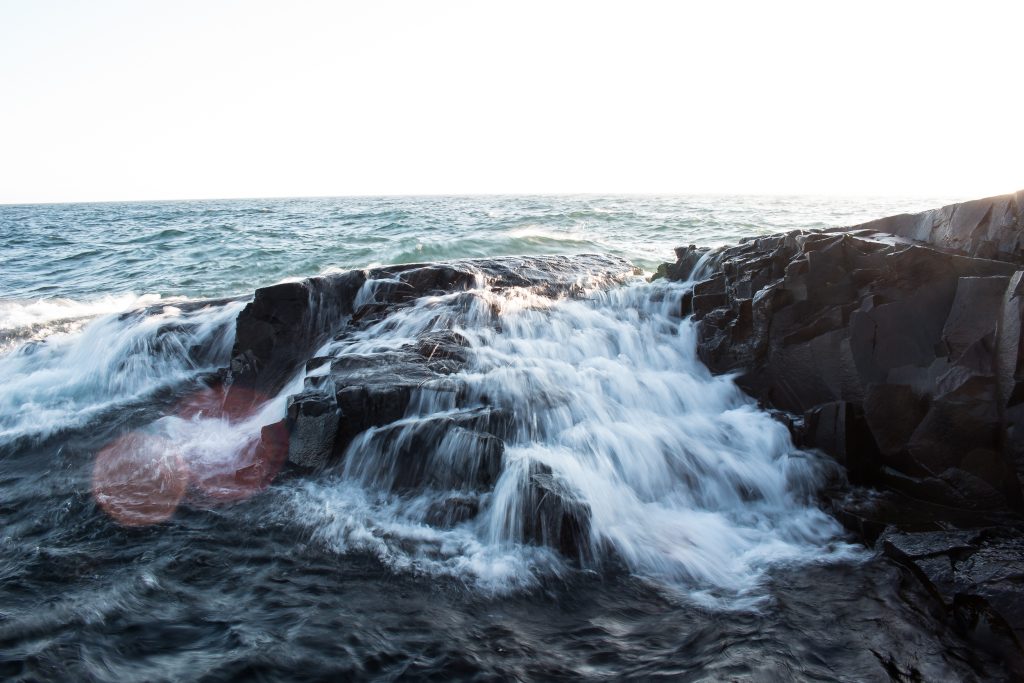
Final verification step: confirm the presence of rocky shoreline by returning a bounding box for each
[210,192,1024,674]
[225,254,640,557]
[656,190,1024,668]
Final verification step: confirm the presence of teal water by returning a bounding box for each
[0,194,958,305]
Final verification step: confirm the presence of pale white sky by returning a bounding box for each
[1,0,1021,204]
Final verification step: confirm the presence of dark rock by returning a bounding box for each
[255,254,636,479]
[842,191,1024,264]
[651,244,709,281]
[425,494,481,528]
[229,270,367,395]
[521,461,593,563]
[802,401,880,484]
[349,413,505,493]
[285,391,340,469]
[880,525,1024,659]
[229,254,637,400]
[861,384,928,459]
[234,253,635,567]
[335,383,416,456]
[656,195,1024,513]
[660,192,1024,655]
[829,488,1024,668]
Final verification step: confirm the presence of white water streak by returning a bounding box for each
[0,301,243,443]
[288,278,855,602]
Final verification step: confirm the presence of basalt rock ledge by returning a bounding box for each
[224,254,637,562]
[657,190,1024,659]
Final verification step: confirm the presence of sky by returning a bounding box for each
[1,0,1022,204]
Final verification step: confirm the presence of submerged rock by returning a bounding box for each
[521,461,593,563]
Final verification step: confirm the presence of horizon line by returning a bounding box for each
[1,187,1007,209]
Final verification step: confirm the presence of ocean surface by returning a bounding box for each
[0,194,1008,681]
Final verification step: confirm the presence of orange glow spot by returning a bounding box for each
[93,383,291,522]
[92,432,189,527]
[174,384,265,422]
[188,421,290,503]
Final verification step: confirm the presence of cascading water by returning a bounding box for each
[0,267,850,601]
[277,274,854,602]
[0,299,243,446]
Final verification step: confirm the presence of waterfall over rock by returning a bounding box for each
[190,255,852,598]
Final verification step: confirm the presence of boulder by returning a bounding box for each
[425,494,482,528]
[285,391,340,469]
[651,244,711,281]
[229,270,367,395]
[349,416,504,493]
[500,460,593,563]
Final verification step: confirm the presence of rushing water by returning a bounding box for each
[0,195,1007,680]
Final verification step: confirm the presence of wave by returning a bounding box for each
[0,293,170,332]
[0,299,243,445]
[380,232,610,267]
[0,293,183,357]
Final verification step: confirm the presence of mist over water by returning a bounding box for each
[0,195,999,680]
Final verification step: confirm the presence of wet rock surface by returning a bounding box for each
[239,254,636,558]
[229,255,636,393]
[661,190,1024,668]
[842,190,1024,263]
[825,487,1024,674]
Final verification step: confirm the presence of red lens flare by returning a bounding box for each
[91,432,189,527]
[188,420,290,503]
[93,383,291,526]
[175,384,265,422]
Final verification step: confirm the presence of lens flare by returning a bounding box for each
[93,383,291,525]
[91,432,189,527]
[174,384,264,422]
[187,420,290,503]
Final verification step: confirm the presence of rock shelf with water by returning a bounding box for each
[6,198,1024,680]
[657,190,1024,665]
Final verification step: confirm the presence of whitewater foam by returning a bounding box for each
[0,299,243,444]
[0,293,169,332]
[275,276,856,603]
[0,260,856,605]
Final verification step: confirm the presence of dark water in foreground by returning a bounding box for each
[0,433,1000,681]
[0,195,1008,681]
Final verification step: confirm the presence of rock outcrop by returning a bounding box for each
[846,190,1024,263]
[657,190,1024,661]
[234,254,636,559]
[658,192,1024,512]
[229,255,637,395]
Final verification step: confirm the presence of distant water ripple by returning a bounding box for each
[0,194,961,306]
